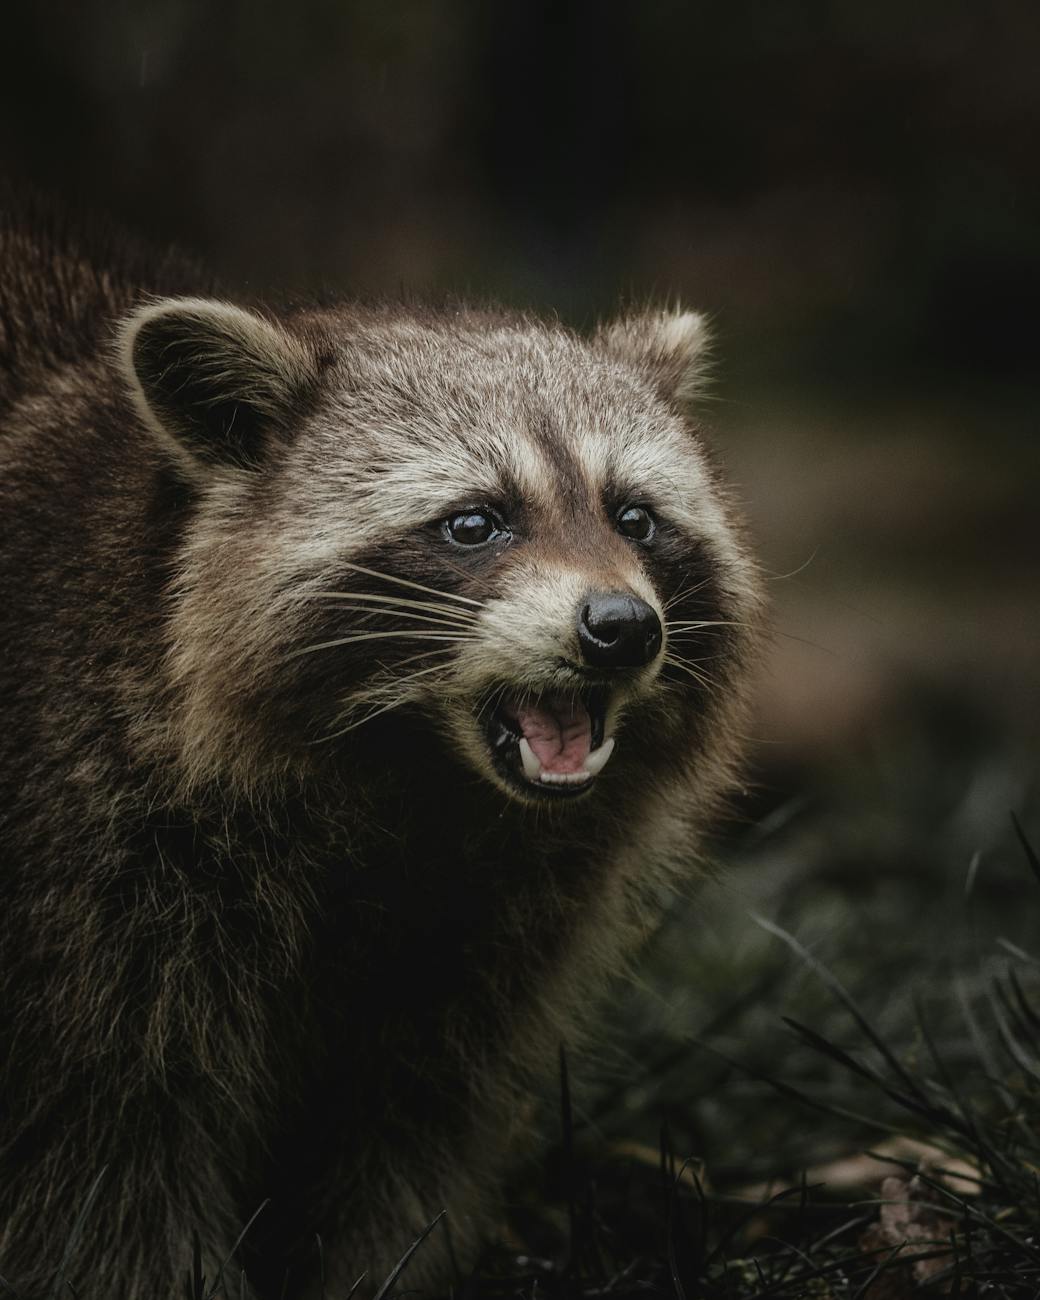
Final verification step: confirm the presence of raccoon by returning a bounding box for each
[0,205,763,1298]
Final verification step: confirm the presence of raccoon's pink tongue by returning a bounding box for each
[513,698,592,774]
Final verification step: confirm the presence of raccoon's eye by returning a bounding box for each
[444,511,503,546]
[616,505,656,541]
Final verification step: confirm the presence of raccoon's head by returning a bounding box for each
[118,297,761,804]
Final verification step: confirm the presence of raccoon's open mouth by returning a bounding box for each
[483,687,615,799]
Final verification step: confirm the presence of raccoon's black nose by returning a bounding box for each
[578,593,663,669]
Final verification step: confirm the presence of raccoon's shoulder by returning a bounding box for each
[0,193,208,416]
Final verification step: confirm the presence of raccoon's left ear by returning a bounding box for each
[118,296,324,478]
[594,308,711,405]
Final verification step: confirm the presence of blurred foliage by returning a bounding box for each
[479,748,1040,1300]
[3,0,1039,394]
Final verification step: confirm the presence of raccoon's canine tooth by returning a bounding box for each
[518,737,542,780]
[583,736,616,776]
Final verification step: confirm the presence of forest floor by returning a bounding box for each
[471,719,1040,1300]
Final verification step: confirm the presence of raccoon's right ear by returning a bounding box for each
[594,307,712,406]
[118,297,324,477]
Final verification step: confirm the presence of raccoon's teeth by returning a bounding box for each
[518,737,543,780]
[582,736,616,776]
[518,735,614,785]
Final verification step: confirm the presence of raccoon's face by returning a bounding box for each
[373,489,671,804]
[120,299,760,802]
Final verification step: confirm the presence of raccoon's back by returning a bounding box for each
[0,196,206,416]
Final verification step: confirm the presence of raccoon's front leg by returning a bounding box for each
[0,1129,257,1300]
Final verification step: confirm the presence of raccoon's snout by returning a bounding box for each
[577,592,663,669]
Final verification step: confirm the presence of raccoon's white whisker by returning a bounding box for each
[339,560,483,609]
[438,553,496,596]
[316,702,405,743]
[300,602,474,632]
[304,591,477,625]
[666,619,747,632]
[390,645,462,672]
[287,631,476,661]
[664,662,714,692]
[320,652,461,738]
[663,653,718,693]
[663,576,714,611]
[317,661,454,743]
[474,678,512,720]
[365,655,455,695]
[764,547,819,582]
[663,650,720,666]
[351,653,459,703]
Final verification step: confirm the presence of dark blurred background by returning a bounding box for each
[3,0,1037,794]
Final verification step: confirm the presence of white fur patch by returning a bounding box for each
[656,309,708,354]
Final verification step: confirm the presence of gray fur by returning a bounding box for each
[0,204,763,1298]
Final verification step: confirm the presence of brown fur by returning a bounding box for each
[0,202,763,1297]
